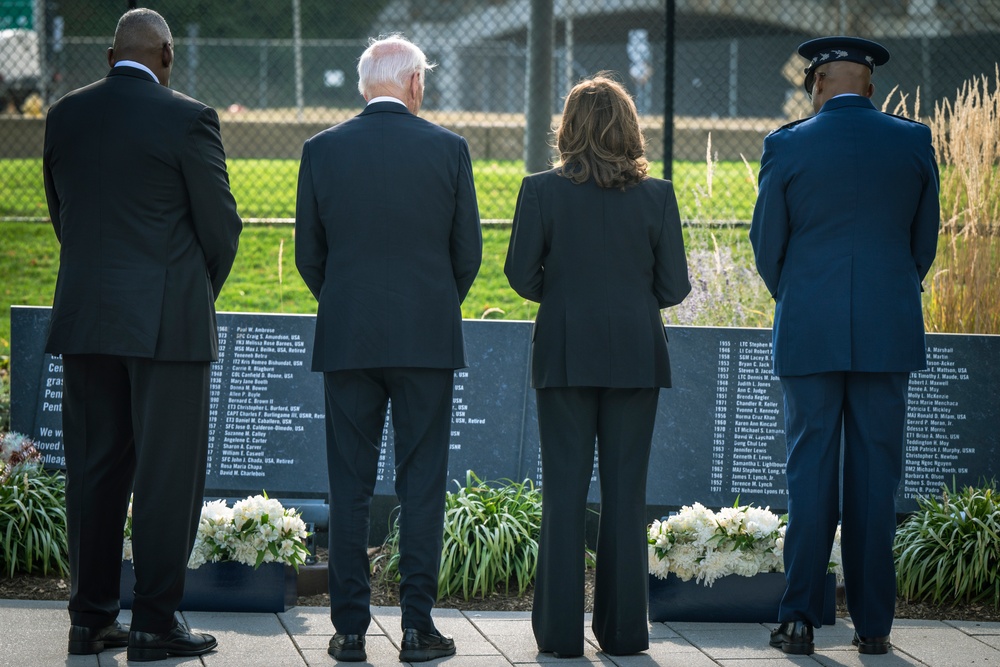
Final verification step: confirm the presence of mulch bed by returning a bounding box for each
[4,548,997,622]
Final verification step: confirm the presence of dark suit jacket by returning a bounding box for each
[504,169,690,388]
[43,66,242,361]
[750,95,940,376]
[295,101,482,372]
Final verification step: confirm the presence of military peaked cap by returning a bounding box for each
[798,36,890,93]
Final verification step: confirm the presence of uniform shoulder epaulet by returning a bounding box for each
[766,116,810,136]
[883,111,930,128]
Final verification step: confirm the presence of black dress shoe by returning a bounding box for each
[538,647,584,658]
[127,621,218,662]
[853,632,891,654]
[399,628,456,662]
[329,633,367,662]
[769,621,814,655]
[67,621,129,655]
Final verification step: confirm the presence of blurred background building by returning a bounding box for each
[2,0,998,220]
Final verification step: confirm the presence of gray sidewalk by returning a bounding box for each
[2,599,1000,667]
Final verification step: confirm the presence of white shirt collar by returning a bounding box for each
[831,92,863,100]
[366,96,406,108]
[114,61,159,85]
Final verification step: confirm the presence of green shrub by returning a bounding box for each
[0,432,69,576]
[894,482,1000,607]
[377,471,542,600]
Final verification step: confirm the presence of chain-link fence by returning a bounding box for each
[2,0,998,222]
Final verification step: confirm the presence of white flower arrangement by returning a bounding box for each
[122,493,311,571]
[648,502,843,587]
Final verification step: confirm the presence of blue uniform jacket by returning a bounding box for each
[750,95,940,377]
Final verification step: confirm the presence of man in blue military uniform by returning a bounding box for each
[750,36,940,656]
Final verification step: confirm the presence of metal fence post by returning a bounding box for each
[292,0,303,121]
[524,0,554,174]
[662,0,675,181]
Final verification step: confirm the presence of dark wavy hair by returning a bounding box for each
[556,73,649,190]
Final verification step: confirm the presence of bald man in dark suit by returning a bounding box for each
[751,37,939,656]
[43,8,241,661]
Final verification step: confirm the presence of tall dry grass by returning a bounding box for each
[885,66,1000,334]
[661,135,773,328]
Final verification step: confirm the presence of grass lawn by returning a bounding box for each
[0,220,771,362]
[0,222,61,356]
[2,158,760,222]
[0,156,765,363]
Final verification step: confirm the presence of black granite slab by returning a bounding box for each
[11,306,999,513]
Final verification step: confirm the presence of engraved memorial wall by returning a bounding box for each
[901,336,998,502]
[11,306,999,513]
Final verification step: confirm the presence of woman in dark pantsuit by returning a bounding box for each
[504,74,690,657]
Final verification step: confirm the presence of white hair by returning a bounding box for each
[357,34,435,97]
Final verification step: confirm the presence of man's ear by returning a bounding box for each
[107,47,115,68]
[866,82,875,99]
[162,43,173,69]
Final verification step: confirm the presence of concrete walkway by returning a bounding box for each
[2,599,1000,666]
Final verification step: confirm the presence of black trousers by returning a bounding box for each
[533,386,659,656]
[322,367,454,634]
[61,354,210,633]
[778,371,907,636]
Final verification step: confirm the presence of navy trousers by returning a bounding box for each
[62,354,210,634]
[322,367,454,635]
[533,386,659,656]
[778,371,908,637]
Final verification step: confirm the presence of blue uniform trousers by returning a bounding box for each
[778,371,907,637]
